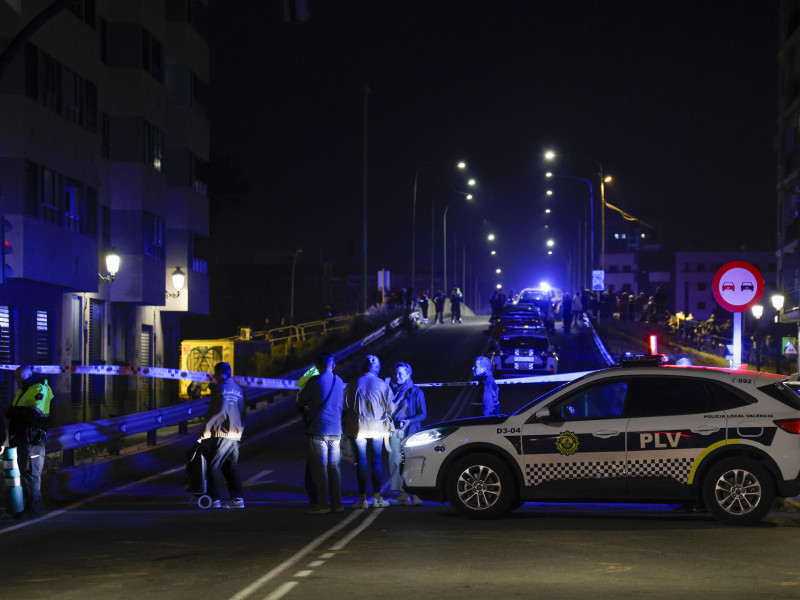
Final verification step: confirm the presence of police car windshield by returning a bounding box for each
[511,379,574,416]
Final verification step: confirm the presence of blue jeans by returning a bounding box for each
[308,435,342,508]
[354,437,383,495]
[201,438,242,501]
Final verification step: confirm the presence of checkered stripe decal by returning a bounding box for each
[526,457,694,486]
[526,461,624,485]
[627,457,693,484]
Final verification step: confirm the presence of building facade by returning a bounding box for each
[0,0,209,425]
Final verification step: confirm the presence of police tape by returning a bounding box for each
[0,364,299,390]
[0,364,590,390]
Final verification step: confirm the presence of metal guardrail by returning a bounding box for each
[44,312,413,456]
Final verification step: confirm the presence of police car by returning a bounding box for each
[491,329,559,376]
[401,356,800,525]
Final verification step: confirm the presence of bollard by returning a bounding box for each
[3,447,24,515]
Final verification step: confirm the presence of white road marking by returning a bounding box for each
[243,469,274,486]
[262,581,297,600]
[293,570,312,578]
[0,418,300,536]
[329,508,383,551]
[228,511,361,600]
[308,561,325,567]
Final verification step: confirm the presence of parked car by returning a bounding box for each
[402,355,800,525]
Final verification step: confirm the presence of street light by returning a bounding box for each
[544,150,609,271]
[99,247,120,283]
[771,293,785,374]
[166,266,186,298]
[290,248,303,325]
[443,192,473,296]
[752,304,764,370]
[496,268,501,274]
[412,161,467,294]
[487,233,495,241]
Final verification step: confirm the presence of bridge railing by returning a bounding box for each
[42,313,415,459]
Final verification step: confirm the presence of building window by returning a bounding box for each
[101,205,111,247]
[143,120,164,171]
[697,302,707,310]
[697,282,707,291]
[143,212,164,260]
[41,167,62,225]
[0,306,13,403]
[63,179,83,233]
[36,310,52,365]
[24,160,39,217]
[622,265,631,273]
[142,29,164,84]
[86,187,98,237]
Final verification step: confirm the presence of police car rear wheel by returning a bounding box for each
[702,457,774,526]
[447,453,516,519]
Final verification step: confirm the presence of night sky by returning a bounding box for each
[202,0,778,294]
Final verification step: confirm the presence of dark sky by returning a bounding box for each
[203,0,778,293]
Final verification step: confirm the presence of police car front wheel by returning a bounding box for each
[701,457,775,526]
[446,453,517,519]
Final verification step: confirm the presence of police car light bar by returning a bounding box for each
[618,353,668,368]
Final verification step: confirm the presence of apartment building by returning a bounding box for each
[0,0,209,425]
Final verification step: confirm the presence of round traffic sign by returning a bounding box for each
[712,261,764,313]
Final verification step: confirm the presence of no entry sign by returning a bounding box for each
[712,261,764,313]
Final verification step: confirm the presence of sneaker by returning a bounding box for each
[410,495,423,506]
[396,496,413,506]
[309,504,331,514]
[210,499,222,509]
[332,505,344,513]
[372,497,392,508]
[352,498,369,509]
[224,498,245,509]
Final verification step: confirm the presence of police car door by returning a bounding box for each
[521,378,629,499]
[624,375,727,500]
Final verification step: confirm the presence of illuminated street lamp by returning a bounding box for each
[490,250,496,255]
[771,293,785,374]
[545,209,551,214]
[544,150,610,272]
[99,247,121,283]
[546,190,553,196]
[468,179,476,186]
[487,234,495,241]
[496,268,502,274]
[546,239,555,248]
[413,161,468,293]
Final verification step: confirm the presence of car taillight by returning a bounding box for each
[775,419,800,434]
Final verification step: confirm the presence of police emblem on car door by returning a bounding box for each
[521,379,629,499]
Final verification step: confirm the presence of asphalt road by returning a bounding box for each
[2,317,799,600]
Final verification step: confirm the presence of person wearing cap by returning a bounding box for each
[6,365,53,518]
[199,362,246,509]
[343,355,395,508]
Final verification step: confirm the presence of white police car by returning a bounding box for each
[401,356,800,525]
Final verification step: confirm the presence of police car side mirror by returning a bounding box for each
[535,408,553,422]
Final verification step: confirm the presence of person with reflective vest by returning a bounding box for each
[5,366,53,518]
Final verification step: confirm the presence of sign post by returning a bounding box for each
[712,261,764,368]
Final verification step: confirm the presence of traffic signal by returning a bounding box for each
[1,215,11,284]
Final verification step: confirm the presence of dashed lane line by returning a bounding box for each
[228,510,362,600]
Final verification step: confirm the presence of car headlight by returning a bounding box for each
[403,426,459,448]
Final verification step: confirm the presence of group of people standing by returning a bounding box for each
[296,353,428,513]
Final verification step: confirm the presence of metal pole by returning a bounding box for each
[443,203,450,296]
[462,244,466,306]
[411,169,422,291]
[362,85,369,313]
[599,162,605,273]
[290,249,302,324]
[431,198,435,295]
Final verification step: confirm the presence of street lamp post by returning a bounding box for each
[544,151,609,273]
[546,171,593,287]
[443,192,472,297]
[772,293,785,374]
[413,162,466,294]
[290,248,303,325]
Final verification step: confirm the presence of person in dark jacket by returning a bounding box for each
[433,290,446,324]
[6,366,53,518]
[562,292,573,335]
[418,291,430,323]
[200,362,246,509]
[469,356,500,417]
[450,287,464,323]
[297,352,345,513]
[387,361,427,506]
